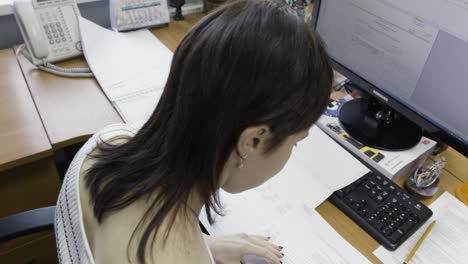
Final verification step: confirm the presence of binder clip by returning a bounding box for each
[405,156,446,198]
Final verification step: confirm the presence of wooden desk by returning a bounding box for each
[0,49,51,171]
[443,147,468,182]
[151,14,204,51]
[15,52,122,149]
[15,14,204,150]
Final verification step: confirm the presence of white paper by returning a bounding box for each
[201,126,370,263]
[259,205,371,264]
[374,192,468,264]
[78,17,172,123]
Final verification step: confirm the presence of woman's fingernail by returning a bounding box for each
[279,246,284,250]
[281,253,284,256]
[267,236,271,240]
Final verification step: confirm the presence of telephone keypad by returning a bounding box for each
[41,15,72,52]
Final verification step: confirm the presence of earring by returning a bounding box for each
[237,153,248,169]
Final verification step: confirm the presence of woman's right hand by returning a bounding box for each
[205,233,284,264]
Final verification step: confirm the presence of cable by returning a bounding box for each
[333,78,350,92]
[16,44,94,78]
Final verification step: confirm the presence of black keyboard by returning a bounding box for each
[329,171,433,250]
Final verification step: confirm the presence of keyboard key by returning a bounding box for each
[376,186,383,193]
[389,229,404,243]
[399,220,414,233]
[361,209,369,217]
[343,187,353,195]
[362,184,371,192]
[400,212,408,220]
[381,227,391,236]
[376,195,384,202]
[394,220,402,228]
[335,189,345,198]
[382,191,389,199]
[352,202,361,211]
[370,218,383,230]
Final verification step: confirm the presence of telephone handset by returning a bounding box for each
[13,0,93,77]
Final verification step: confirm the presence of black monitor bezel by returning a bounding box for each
[311,0,468,157]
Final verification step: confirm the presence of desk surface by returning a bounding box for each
[443,147,468,182]
[0,49,51,171]
[15,14,204,150]
[15,51,122,149]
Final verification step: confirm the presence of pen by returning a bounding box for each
[403,220,436,264]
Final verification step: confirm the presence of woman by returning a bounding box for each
[55,0,333,263]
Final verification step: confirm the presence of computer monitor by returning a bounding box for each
[311,0,468,156]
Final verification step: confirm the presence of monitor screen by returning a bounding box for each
[313,0,468,155]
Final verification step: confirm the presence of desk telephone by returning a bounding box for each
[13,0,92,77]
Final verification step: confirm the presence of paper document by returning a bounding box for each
[260,206,371,264]
[374,192,468,264]
[200,126,370,263]
[78,17,173,123]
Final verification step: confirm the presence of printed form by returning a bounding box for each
[78,17,172,123]
[374,192,468,264]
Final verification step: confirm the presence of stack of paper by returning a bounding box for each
[201,127,371,263]
[78,17,173,123]
[374,192,468,264]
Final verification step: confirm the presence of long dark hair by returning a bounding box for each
[85,0,333,262]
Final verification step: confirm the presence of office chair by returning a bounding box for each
[0,206,55,242]
[0,207,265,264]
